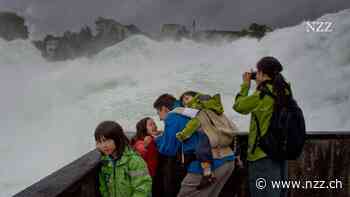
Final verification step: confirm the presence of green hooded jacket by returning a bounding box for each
[98,147,152,197]
[233,81,291,161]
[176,93,225,141]
[188,93,224,115]
[233,82,274,161]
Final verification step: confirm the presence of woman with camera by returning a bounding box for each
[233,56,290,197]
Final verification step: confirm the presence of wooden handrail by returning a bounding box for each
[13,131,350,197]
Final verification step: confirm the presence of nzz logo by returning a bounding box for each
[305,21,334,33]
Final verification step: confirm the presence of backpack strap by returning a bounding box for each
[252,83,274,154]
[251,113,262,154]
[259,85,276,100]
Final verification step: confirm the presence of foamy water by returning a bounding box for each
[1,9,350,197]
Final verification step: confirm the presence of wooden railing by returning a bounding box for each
[14,131,350,197]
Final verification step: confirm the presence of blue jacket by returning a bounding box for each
[155,112,193,156]
[156,112,235,174]
[155,100,194,156]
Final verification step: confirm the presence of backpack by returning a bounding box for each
[196,108,238,148]
[251,86,306,160]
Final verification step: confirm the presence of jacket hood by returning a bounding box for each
[188,93,224,115]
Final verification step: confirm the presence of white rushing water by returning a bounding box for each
[1,9,350,197]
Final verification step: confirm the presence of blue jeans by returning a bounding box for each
[248,157,288,197]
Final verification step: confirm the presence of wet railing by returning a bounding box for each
[14,131,350,197]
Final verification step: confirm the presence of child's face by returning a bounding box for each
[146,118,160,136]
[182,95,194,106]
[96,136,117,156]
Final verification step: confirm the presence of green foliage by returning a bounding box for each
[247,23,273,39]
[0,12,28,40]
[0,12,25,25]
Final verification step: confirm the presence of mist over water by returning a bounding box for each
[1,9,350,197]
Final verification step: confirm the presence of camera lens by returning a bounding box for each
[251,72,257,80]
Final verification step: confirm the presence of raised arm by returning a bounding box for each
[233,82,260,114]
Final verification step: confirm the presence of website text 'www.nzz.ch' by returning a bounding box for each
[256,178,343,190]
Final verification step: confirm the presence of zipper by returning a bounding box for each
[113,160,116,197]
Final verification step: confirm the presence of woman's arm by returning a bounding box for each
[233,82,260,114]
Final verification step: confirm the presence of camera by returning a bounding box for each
[250,72,257,80]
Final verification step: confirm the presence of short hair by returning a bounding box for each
[153,93,176,110]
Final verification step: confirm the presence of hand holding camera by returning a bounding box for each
[250,72,257,80]
[242,70,257,88]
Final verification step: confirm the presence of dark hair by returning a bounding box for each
[94,121,130,158]
[180,91,198,103]
[131,117,152,145]
[153,93,176,110]
[256,56,290,108]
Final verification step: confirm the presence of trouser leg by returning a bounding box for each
[177,160,235,197]
[248,157,288,197]
[159,155,185,197]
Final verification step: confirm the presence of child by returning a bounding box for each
[173,91,238,189]
[173,91,237,189]
[131,117,162,197]
[95,120,152,197]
